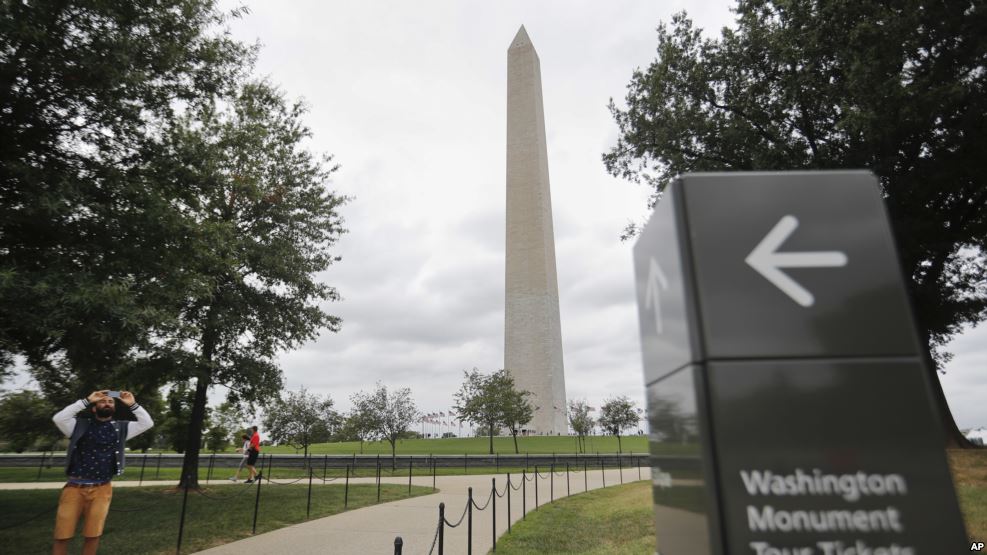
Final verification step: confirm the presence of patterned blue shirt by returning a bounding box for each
[68,420,119,481]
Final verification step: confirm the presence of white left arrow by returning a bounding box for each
[645,257,670,334]
[745,215,848,307]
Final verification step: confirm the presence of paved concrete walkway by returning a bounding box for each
[1,466,652,554]
[197,466,650,555]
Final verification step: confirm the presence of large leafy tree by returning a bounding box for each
[155,80,347,488]
[605,1,986,445]
[263,388,338,460]
[0,0,253,396]
[453,368,533,454]
[350,383,419,462]
[598,396,640,454]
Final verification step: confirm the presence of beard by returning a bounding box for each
[95,406,115,418]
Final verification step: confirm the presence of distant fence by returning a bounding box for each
[0,452,651,475]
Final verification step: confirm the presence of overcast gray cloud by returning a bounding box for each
[201,0,986,431]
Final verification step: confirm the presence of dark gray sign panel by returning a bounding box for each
[634,171,967,555]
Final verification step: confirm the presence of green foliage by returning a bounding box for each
[568,400,595,454]
[263,388,338,456]
[605,1,987,370]
[0,0,254,397]
[0,390,59,452]
[598,396,640,453]
[153,79,347,486]
[453,368,534,454]
[158,383,202,454]
[349,383,420,459]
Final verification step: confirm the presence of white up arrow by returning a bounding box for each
[745,215,848,307]
[645,257,669,334]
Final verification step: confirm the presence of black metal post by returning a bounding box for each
[464,452,467,475]
[306,467,313,518]
[408,460,413,496]
[251,465,263,534]
[583,459,588,491]
[492,478,497,552]
[550,464,554,503]
[467,486,473,555]
[566,462,570,496]
[139,454,148,486]
[638,455,642,480]
[36,450,46,481]
[344,464,350,509]
[507,473,512,532]
[376,461,381,503]
[602,456,606,488]
[156,452,162,479]
[176,474,191,555]
[534,466,539,508]
[496,453,499,473]
[324,454,328,481]
[394,536,403,555]
[432,456,436,489]
[522,469,526,519]
[206,453,214,484]
[619,454,623,484]
[438,502,445,555]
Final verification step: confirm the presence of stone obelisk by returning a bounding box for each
[505,26,567,435]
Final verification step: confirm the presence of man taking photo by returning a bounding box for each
[51,390,154,555]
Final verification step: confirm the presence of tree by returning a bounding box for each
[605,1,987,445]
[496,371,534,454]
[337,412,373,453]
[0,390,59,452]
[568,400,595,454]
[350,383,419,461]
[0,0,253,399]
[159,383,200,454]
[453,368,533,454]
[598,396,640,453]
[157,80,347,488]
[204,401,247,453]
[263,388,338,460]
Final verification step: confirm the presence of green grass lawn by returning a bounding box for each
[493,449,987,554]
[0,482,434,555]
[493,481,655,555]
[263,434,651,455]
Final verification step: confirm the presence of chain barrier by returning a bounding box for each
[262,476,307,486]
[426,514,442,555]
[442,501,469,528]
[470,488,494,511]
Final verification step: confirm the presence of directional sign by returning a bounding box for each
[633,171,967,555]
[744,215,848,307]
[680,171,920,360]
[644,258,670,332]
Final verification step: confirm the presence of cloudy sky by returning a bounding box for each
[202,0,986,430]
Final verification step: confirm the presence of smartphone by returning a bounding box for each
[106,390,121,398]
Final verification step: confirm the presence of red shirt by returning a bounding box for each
[250,431,260,451]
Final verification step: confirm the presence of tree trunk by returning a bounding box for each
[919,333,975,448]
[178,374,211,489]
[489,423,494,455]
[512,430,519,454]
[616,434,622,454]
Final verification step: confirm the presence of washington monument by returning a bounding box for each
[504,26,567,435]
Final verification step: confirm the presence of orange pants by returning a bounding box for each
[53,483,113,539]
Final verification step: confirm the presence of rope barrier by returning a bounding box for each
[471,489,494,511]
[442,502,469,528]
[427,514,442,555]
[263,476,307,486]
